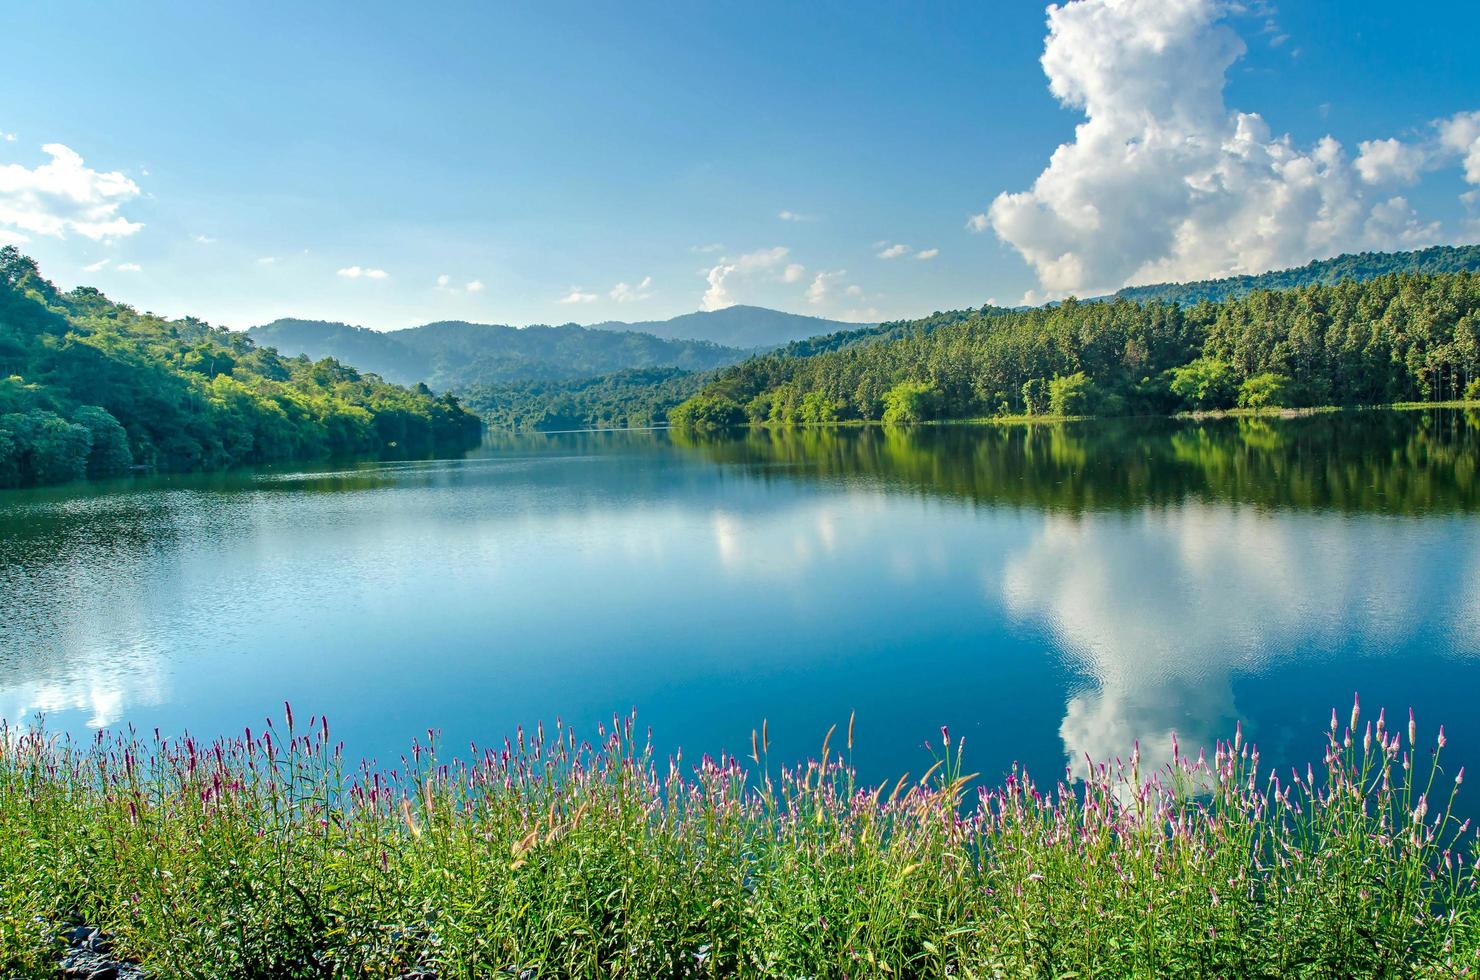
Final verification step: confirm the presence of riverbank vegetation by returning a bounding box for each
[1,704,1474,977]
[0,249,482,489]
[674,271,1480,427]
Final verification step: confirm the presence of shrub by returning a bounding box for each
[1020,378,1049,416]
[1048,372,1097,416]
[1467,377,1480,401]
[668,394,745,430]
[882,380,939,425]
[1168,357,1238,410]
[1237,372,1293,409]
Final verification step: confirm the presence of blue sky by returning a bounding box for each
[1,0,1477,330]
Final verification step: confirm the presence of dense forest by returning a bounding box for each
[248,318,746,389]
[672,271,1480,427]
[1111,243,1480,305]
[0,248,482,489]
[461,367,708,431]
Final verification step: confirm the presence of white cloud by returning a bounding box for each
[0,132,15,142]
[557,287,598,304]
[805,269,846,306]
[915,248,940,260]
[82,258,109,272]
[690,243,724,254]
[876,243,911,259]
[0,143,142,241]
[609,275,653,302]
[701,246,791,311]
[1439,111,1480,185]
[465,279,485,293]
[193,233,216,244]
[337,265,388,280]
[436,273,451,287]
[1364,195,1440,247]
[778,210,815,222]
[1355,138,1426,185]
[256,256,278,265]
[965,213,990,233]
[115,262,141,272]
[782,262,806,283]
[985,0,1479,298]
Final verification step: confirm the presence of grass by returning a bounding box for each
[1,701,1476,978]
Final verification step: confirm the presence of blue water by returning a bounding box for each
[2,412,1478,794]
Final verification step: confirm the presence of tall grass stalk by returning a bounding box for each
[0,700,1475,977]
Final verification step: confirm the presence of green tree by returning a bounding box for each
[1238,373,1292,410]
[881,380,939,425]
[1169,357,1237,410]
[1048,372,1097,416]
[668,394,745,430]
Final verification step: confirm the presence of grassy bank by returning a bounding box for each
[1,705,1476,978]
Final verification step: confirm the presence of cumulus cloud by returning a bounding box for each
[805,269,846,305]
[465,280,485,293]
[876,243,911,259]
[1439,111,1480,185]
[1355,138,1426,185]
[0,143,142,242]
[985,0,1480,298]
[782,262,806,283]
[965,213,990,233]
[337,265,388,280]
[436,273,451,287]
[915,248,940,260]
[115,262,141,272]
[701,246,791,311]
[0,131,15,142]
[609,276,653,302]
[778,209,815,222]
[557,287,598,304]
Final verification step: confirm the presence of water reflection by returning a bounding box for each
[0,410,1477,787]
[1002,505,1480,774]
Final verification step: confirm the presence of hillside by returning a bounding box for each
[671,270,1480,426]
[0,248,481,489]
[590,305,872,349]
[247,318,748,389]
[1111,243,1480,305]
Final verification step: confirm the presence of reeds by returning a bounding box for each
[0,698,1474,977]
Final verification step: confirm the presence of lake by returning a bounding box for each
[3,409,1478,796]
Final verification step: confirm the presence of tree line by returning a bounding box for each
[671,271,1480,427]
[0,248,482,489]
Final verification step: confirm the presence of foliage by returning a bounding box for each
[1114,243,1480,305]
[881,380,939,425]
[1238,372,1293,409]
[1168,357,1237,411]
[684,271,1480,423]
[462,367,708,431]
[0,705,1475,977]
[1468,377,1480,401]
[0,248,481,488]
[1047,371,1097,416]
[668,393,745,430]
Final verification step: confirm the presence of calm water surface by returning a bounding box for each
[2,410,1478,792]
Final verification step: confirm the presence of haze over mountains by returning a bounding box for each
[246,306,868,391]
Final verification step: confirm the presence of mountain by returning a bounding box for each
[590,305,872,349]
[246,318,747,389]
[1111,243,1480,305]
[0,248,481,489]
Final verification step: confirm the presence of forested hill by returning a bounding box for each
[1111,244,1480,306]
[670,270,1480,427]
[247,318,748,389]
[590,305,870,349]
[0,248,481,489]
